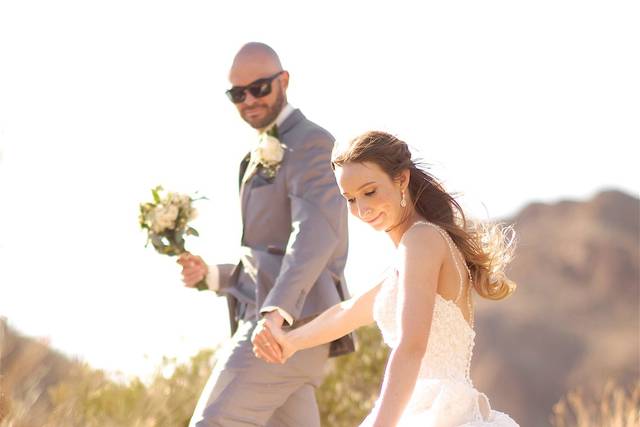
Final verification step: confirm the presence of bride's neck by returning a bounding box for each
[387,210,424,247]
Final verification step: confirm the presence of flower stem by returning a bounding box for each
[194,278,208,291]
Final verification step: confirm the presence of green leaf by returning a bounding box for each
[268,124,279,138]
[186,227,199,237]
[141,202,155,211]
[151,186,163,204]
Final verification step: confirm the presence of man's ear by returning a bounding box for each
[280,71,290,91]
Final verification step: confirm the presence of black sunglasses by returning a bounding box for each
[225,71,284,104]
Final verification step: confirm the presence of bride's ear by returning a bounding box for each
[396,169,410,192]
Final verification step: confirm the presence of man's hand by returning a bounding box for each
[176,252,208,288]
[252,311,298,364]
[252,311,284,362]
[252,318,283,363]
[263,310,285,329]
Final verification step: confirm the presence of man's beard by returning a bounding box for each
[242,86,286,130]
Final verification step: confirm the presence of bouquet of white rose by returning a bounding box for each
[139,186,208,290]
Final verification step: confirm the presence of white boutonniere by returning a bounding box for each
[249,125,285,180]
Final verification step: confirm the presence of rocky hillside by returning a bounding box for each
[472,189,640,427]
[0,318,84,422]
[1,190,638,426]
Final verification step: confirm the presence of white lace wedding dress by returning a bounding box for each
[365,222,519,426]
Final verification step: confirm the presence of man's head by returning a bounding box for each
[227,43,289,130]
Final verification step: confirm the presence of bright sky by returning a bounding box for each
[1,1,638,382]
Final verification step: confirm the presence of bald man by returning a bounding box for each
[178,43,353,426]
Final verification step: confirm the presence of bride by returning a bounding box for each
[252,131,519,426]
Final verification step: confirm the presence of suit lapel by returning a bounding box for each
[277,109,304,139]
[239,153,251,224]
[239,152,251,187]
[238,109,305,229]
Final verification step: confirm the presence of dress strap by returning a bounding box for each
[408,221,475,327]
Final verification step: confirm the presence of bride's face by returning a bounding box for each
[335,161,405,231]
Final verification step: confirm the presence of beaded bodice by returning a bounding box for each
[373,222,476,383]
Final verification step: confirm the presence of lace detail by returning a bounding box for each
[369,221,519,426]
[373,270,476,383]
[373,221,476,382]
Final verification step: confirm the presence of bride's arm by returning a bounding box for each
[253,277,383,363]
[287,280,380,352]
[366,226,446,427]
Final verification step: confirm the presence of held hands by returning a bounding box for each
[252,312,297,364]
[176,252,208,288]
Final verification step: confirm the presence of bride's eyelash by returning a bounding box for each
[346,189,376,204]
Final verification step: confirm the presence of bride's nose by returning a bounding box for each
[356,201,373,220]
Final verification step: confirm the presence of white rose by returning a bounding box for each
[151,214,166,233]
[168,193,190,208]
[256,134,284,166]
[151,205,178,233]
[178,194,191,208]
[188,207,198,221]
[163,204,179,224]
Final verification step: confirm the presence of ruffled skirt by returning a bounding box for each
[363,378,519,427]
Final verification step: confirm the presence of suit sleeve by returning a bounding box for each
[260,130,346,321]
[205,263,236,294]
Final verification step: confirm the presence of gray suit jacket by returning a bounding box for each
[215,109,354,357]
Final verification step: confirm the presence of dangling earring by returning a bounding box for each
[400,190,407,208]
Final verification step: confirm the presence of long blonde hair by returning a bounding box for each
[332,131,516,300]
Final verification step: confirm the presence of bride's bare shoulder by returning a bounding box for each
[399,222,447,260]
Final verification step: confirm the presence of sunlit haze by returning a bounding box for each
[1,1,638,381]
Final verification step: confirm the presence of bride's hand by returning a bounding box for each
[252,320,297,364]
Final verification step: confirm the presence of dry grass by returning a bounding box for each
[0,351,214,427]
[1,318,56,426]
[552,379,640,427]
[1,317,214,427]
[2,316,638,426]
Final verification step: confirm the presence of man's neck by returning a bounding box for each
[258,103,294,133]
